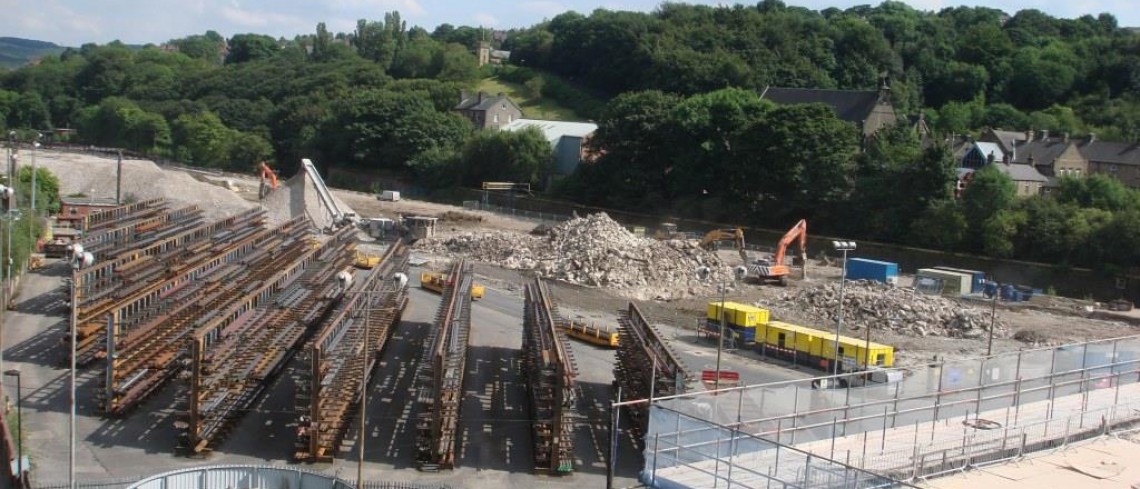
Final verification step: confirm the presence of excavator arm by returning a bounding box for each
[752,219,808,286]
[258,161,278,189]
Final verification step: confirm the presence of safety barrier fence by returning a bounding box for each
[640,335,1140,487]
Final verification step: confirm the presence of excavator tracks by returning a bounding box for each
[613,302,691,450]
[293,240,409,462]
[522,277,578,474]
[414,259,473,471]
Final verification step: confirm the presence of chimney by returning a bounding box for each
[1041,129,1049,140]
[477,91,486,103]
[1025,129,1034,142]
[1010,140,1016,162]
[1089,133,1097,143]
[1063,133,1069,143]
[460,89,469,104]
[987,152,996,165]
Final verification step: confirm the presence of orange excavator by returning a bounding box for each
[258,161,278,199]
[750,219,807,286]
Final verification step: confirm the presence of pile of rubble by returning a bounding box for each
[770,280,1008,339]
[416,213,727,295]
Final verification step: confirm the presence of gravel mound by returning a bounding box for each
[415,213,728,295]
[33,151,255,220]
[261,163,356,229]
[766,281,1008,339]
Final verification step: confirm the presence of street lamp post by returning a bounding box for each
[831,241,857,377]
[69,245,93,489]
[987,277,999,357]
[4,369,21,488]
[697,266,746,390]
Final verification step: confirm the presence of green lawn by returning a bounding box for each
[476,77,582,121]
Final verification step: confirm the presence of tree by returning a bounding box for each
[17,166,62,213]
[172,111,234,167]
[10,92,50,129]
[909,200,967,250]
[459,127,552,187]
[731,103,859,224]
[960,165,1016,249]
[435,43,479,82]
[226,34,280,64]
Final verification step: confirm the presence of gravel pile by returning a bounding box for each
[767,280,1008,339]
[262,163,356,229]
[416,213,728,295]
[34,151,255,220]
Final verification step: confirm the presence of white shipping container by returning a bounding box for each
[377,190,401,201]
[916,268,972,296]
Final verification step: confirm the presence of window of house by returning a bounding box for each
[838,346,846,358]
[493,114,499,124]
[1110,164,1119,174]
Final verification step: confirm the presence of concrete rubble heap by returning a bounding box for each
[772,280,1009,339]
[416,213,727,290]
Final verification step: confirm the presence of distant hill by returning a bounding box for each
[0,37,67,69]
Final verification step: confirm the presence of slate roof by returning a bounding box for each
[758,87,882,124]
[998,163,1050,182]
[1010,139,1071,166]
[985,129,1029,153]
[1078,140,1140,166]
[959,164,1050,183]
[454,92,514,112]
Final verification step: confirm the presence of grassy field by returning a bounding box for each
[476,77,582,121]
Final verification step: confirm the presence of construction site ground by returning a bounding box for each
[4,150,1137,487]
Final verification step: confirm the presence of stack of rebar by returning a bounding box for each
[72,207,268,366]
[415,259,473,471]
[102,216,313,416]
[179,226,359,454]
[614,302,691,449]
[292,239,409,462]
[521,277,578,474]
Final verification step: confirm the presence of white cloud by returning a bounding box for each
[325,0,425,16]
[473,12,499,26]
[519,0,567,17]
[219,5,307,28]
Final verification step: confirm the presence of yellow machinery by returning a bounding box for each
[560,321,619,348]
[653,223,682,240]
[353,251,380,269]
[699,228,748,264]
[420,271,484,300]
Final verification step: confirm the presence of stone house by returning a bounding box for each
[1078,135,1140,188]
[758,84,898,139]
[454,91,522,130]
[956,141,1052,197]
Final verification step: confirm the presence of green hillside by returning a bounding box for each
[0,37,66,69]
[476,76,581,121]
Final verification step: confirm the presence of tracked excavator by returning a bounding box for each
[257,161,278,200]
[750,219,807,286]
[699,228,749,264]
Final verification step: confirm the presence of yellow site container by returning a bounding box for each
[706,301,770,328]
[762,320,894,369]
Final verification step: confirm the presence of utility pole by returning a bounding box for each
[988,277,999,357]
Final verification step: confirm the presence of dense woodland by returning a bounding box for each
[1,2,1139,276]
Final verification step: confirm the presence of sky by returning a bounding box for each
[0,0,1136,47]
